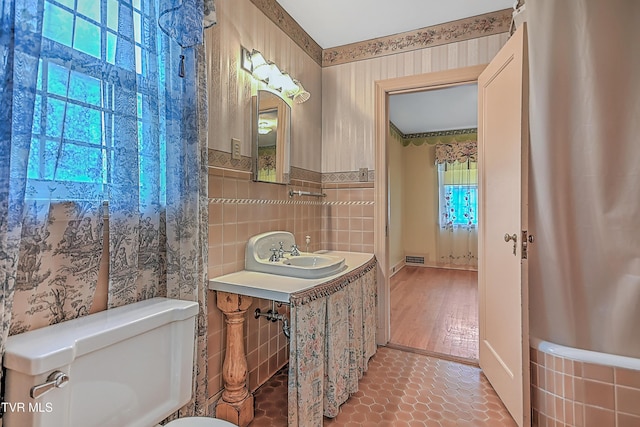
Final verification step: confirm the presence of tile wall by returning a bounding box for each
[206,158,325,402]
[206,160,377,404]
[530,347,640,427]
[321,180,375,253]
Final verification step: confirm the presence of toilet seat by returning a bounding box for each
[164,417,237,427]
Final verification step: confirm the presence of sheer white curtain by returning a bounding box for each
[435,142,478,270]
[528,0,640,357]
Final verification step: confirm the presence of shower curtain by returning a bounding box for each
[527,0,640,357]
[0,0,216,417]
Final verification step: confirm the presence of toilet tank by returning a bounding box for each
[2,297,199,427]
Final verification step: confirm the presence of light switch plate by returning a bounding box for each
[231,138,241,160]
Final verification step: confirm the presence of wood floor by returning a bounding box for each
[390,266,479,361]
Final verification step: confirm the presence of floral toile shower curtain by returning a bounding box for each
[435,141,478,270]
[0,0,215,418]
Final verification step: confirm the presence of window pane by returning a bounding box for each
[73,18,101,58]
[68,71,102,106]
[107,32,117,64]
[43,139,62,180]
[43,2,73,46]
[133,11,142,43]
[56,144,104,183]
[63,104,103,144]
[46,98,66,138]
[77,0,100,22]
[135,45,142,74]
[137,93,143,118]
[46,63,70,98]
[107,0,119,30]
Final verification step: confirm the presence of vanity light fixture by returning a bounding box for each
[240,46,311,103]
[291,79,310,104]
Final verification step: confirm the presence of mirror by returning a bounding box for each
[252,90,291,183]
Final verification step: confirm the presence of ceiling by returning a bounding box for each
[389,84,478,134]
[274,0,510,133]
[275,0,515,49]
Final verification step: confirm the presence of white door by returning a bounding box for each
[478,24,530,427]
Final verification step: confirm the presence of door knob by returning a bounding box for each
[504,233,518,256]
[504,233,517,243]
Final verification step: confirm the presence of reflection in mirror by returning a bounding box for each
[252,90,290,184]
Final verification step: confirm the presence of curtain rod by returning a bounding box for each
[289,190,326,198]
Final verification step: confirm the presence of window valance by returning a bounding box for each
[435,141,477,164]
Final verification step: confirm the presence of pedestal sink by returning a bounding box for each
[245,231,345,279]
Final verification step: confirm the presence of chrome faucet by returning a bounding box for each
[281,242,301,256]
[268,242,285,262]
[269,247,280,262]
[269,241,300,261]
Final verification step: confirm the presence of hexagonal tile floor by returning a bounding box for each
[251,346,516,426]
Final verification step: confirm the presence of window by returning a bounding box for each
[27,0,158,199]
[438,161,478,228]
[441,184,478,227]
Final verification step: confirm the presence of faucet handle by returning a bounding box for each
[290,244,300,256]
[269,248,280,262]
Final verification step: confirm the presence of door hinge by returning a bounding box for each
[521,230,534,259]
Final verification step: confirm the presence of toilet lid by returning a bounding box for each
[165,417,236,427]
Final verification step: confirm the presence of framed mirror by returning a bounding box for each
[252,90,291,184]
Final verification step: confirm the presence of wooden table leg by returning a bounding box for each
[215,291,254,427]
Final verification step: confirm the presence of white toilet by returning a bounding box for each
[3,298,236,427]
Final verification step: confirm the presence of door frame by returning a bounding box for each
[373,65,487,345]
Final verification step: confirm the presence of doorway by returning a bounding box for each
[373,65,485,347]
[386,84,480,362]
[374,28,529,426]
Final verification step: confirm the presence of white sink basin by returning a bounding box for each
[245,231,346,279]
[283,255,338,268]
[210,251,375,302]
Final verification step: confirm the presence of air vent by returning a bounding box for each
[405,256,424,264]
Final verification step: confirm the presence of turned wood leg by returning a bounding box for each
[215,291,254,427]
